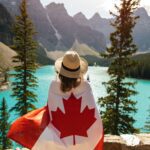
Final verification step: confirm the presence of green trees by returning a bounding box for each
[98,0,140,135]
[127,53,150,79]
[11,0,38,116]
[0,97,12,149]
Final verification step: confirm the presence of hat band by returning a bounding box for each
[62,63,80,72]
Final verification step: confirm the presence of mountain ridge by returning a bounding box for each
[0,0,106,51]
[46,2,106,50]
[73,7,150,51]
[0,1,150,66]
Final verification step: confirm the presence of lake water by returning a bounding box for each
[0,65,150,132]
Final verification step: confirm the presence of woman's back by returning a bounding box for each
[31,79,103,150]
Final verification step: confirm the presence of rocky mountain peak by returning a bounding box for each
[74,12,87,20]
[27,0,42,7]
[46,2,68,16]
[135,7,149,18]
[90,13,101,22]
[73,12,89,26]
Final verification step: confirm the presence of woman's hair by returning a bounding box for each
[58,74,81,93]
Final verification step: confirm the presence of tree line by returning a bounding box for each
[127,53,150,79]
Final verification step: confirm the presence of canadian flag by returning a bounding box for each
[8,81,103,150]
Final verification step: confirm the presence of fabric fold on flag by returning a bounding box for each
[7,106,50,149]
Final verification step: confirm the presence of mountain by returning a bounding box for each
[27,0,59,50]
[73,12,90,27]
[43,39,100,60]
[0,0,150,67]
[70,40,105,65]
[45,40,109,66]
[0,0,58,50]
[74,7,150,51]
[133,7,150,51]
[0,0,106,52]
[71,40,100,56]
[74,12,114,43]
[89,13,114,43]
[0,3,13,45]
[46,3,106,51]
[0,42,17,69]
[0,0,20,16]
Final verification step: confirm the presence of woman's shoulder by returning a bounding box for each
[49,79,92,95]
[79,80,92,91]
[50,79,60,87]
[49,79,60,92]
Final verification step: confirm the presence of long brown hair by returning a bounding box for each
[59,74,81,93]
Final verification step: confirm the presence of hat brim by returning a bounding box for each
[55,57,88,78]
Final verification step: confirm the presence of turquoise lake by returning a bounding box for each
[0,65,150,132]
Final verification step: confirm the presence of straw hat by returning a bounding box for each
[55,51,88,78]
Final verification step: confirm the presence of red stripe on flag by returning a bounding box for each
[7,106,50,149]
[94,132,104,150]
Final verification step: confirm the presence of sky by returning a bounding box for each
[40,0,150,18]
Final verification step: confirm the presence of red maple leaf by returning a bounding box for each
[51,93,96,145]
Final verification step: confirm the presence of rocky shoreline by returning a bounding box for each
[0,81,9,91]
[5,134,150,150]
[104,134,150,150]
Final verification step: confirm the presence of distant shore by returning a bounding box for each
[0,82,9,91]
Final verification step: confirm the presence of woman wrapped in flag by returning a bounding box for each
[8,51,104,150]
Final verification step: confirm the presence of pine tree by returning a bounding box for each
[11,0,38,116]
[98,0,140,135]
[0,97,12,149]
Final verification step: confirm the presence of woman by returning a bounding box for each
[8,51,103,150]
